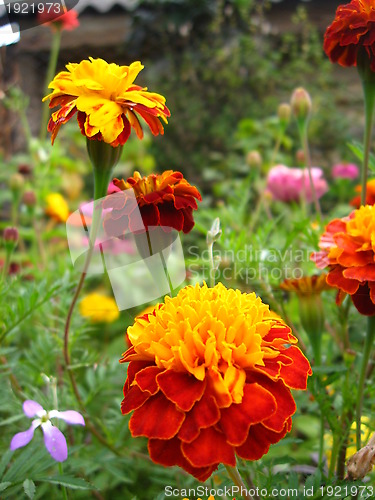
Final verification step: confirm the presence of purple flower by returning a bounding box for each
[332,163,359,180]
[10,400,85,462]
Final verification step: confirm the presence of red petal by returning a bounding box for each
[121,385,150,414]
[135,366,162,395]
[181,207,195,234]
[220,383,277,446]
[327,266,359,295]
[129,393,185,439]
[235,420,290,461]
[344,264,375,282]
[178,395,220,443]
[157,370,205,411]
[182,427,236,468]
[148,438,216,482]
[278,346,312,390]
[352,284,375,316]
[158,203,184,232]
[255,376,296,432]
[137,204,160,231]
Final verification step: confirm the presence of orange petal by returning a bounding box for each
[178,394,220,443]
[235,420,290,461]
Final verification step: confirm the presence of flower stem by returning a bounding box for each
[356,315,375,450]
[58,462,69,500]
[225,465,254,500]
[299,124,322,221]
[40,29,62,141]
[360,81,375,206]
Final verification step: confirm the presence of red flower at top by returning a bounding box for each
[324,0,375,71]
[103,170,201,237]
[38,9,79,32]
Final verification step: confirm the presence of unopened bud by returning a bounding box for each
[246,150,262,169]
[23,190,37,208]
[278,103,291,125]
[291,87,312,121]
[207,218,222,246]
[18,164,32,177]
[9,173,24,192]
[4,227,19,243]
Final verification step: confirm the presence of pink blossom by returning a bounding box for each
[267,165,328,203]
[332,163,359,180]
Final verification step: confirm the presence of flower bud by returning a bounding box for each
[3,226,19,243]
[291,87,312,121]
[246,150,262,169]
[278,103,291,127]
[23,190,37,208]
[207,218,222,246]
[9,173,24,192]
[18,164,33,177]
[296,149,305,165]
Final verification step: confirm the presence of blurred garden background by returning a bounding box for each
[1,0,375,499]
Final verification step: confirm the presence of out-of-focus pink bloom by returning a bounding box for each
[332,163,359,180]
[267,165,328,203]
[108,181,122,195]
[38,9,79,32]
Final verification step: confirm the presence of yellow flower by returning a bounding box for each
[79,292,119,323]
[43,58,170,146]
[45,193,70,223]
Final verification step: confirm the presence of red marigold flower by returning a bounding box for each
[311,205,375,315]
[43,58,170,146]
[38,9,79,32]
[350,178,375,207]
[324,0,375,71]
[120,283,312,481]
[103,170,201,236]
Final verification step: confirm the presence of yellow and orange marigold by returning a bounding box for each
[120,283,311,481]
[103,170,201,235]
[43,58,170,146]
[312,205,375,315]
[350,179,375,208]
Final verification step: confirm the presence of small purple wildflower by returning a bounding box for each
[10,400,85,462]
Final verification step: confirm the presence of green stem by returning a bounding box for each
[58,463,69,500]
[356,315,375,450]
[207,242,215,287]
[1,250,11,282]
[360,82,375,206]
[300,124,322,221]
[225,465,254,500]
[40,29,62,141]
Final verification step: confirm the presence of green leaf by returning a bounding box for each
[37,475,95,491]
[0,450,13,479]
[347,140,375,172]
[0,482,12,492]
[23,479,35,499]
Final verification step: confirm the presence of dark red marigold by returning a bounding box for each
[120,283,312,481]
[324,0,375,71]
[103,170,201,236]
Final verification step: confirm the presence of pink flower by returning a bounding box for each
[267,165,328,203]
[332,163,359,180]
[38,9,79,32]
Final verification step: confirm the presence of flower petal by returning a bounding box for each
[49,410,85,426]
[23,400,45,418]
[156,370,205,411]
[182,426,236,468]
[10,420,40,450]
[41,422,68,462]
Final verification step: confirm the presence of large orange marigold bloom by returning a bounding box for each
[324,0,375,71]
[312,205,375,315]
[350,179,375,208]
[120,283,312,481]
[43,58,170,146]
[103,170,201,235]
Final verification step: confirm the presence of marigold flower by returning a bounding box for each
[45,193,69,223]
[350,178,375,207]
[79,292,119,323]
[38,9,79,32]
[120,282,311,481]
[311,205,375,315]
[280,275,331,296]
[103,170,201,236]
[43,58,170,146]
[324,0,375,71]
